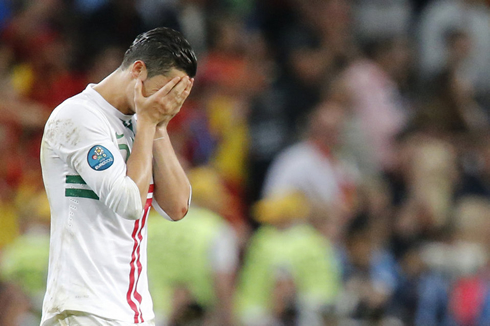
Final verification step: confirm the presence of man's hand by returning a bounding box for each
[127,76,191,211]
[133,76,193,127]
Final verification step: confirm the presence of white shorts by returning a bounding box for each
[41,311,155,326]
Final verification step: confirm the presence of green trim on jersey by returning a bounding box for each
[65,188,99,200]
[118,144,131,162]
[122,119,134,133]
[65,175,98,199]
[66,175,86,184]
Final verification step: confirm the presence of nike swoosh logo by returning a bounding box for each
[116,132,124,139]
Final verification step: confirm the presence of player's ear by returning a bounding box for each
[130,60,148,81]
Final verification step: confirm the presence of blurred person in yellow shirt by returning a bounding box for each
[147,166,239,326]
[0,168,50,325]
[235,192,341,326]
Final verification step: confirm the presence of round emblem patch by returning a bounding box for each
[87,145,114,171]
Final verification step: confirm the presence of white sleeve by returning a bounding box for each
[152,186,192,221]
[48,104,142,220]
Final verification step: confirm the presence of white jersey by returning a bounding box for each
[262,141,358,206]
[40,85,168,325]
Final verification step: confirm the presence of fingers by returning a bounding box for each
[185,78,194,92]
[154,77,192,108]
[180,78,194,102]
[168,76,190,98]
[173,77,193,101]
[147,76,193,102]
[153,76,182,99]
[133,78,143,101]
[137,76,194,124]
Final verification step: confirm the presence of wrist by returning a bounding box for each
[153,125,169,141]
[137,116,159,129]
[155,123,169,135]
[156,119,170,129]
[135,120,157,143]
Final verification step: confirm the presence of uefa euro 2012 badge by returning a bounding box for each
[87,145,114,171]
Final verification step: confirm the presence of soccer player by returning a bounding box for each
[39,27,197,326]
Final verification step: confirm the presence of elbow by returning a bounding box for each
[105,176,144,220]
[167,185,192,221]
[153,185,191,221]
[117,199,144,220]
[166,202,189,221]
[124,206,144,220]
[153,195,190,221]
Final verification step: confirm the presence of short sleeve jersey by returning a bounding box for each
[40,85,156,324]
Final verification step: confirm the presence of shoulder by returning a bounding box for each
[44,94,110,145]
[48,93,104,124]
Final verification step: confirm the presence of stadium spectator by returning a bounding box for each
[418,0,490,105]
[342,35,410,174]
[236,192,341,326]
[147,166,239,326]
[336,215,399,324]
[262,99,359,220]
[385,244,453,326]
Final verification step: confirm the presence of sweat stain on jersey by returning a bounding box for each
[44,119,80,146]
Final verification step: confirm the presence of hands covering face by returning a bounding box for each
[133,75,194,127]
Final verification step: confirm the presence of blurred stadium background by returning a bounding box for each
[1,0,490,325]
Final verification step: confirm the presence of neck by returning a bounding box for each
[93,69,133,114]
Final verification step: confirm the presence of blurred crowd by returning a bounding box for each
[1,0,490,325]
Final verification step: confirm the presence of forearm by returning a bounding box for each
[152,127,191,220]
[126,119,156,208]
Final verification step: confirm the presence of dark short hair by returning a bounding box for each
[121,27,197,78]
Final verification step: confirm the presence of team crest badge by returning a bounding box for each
[87,145,114,171]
